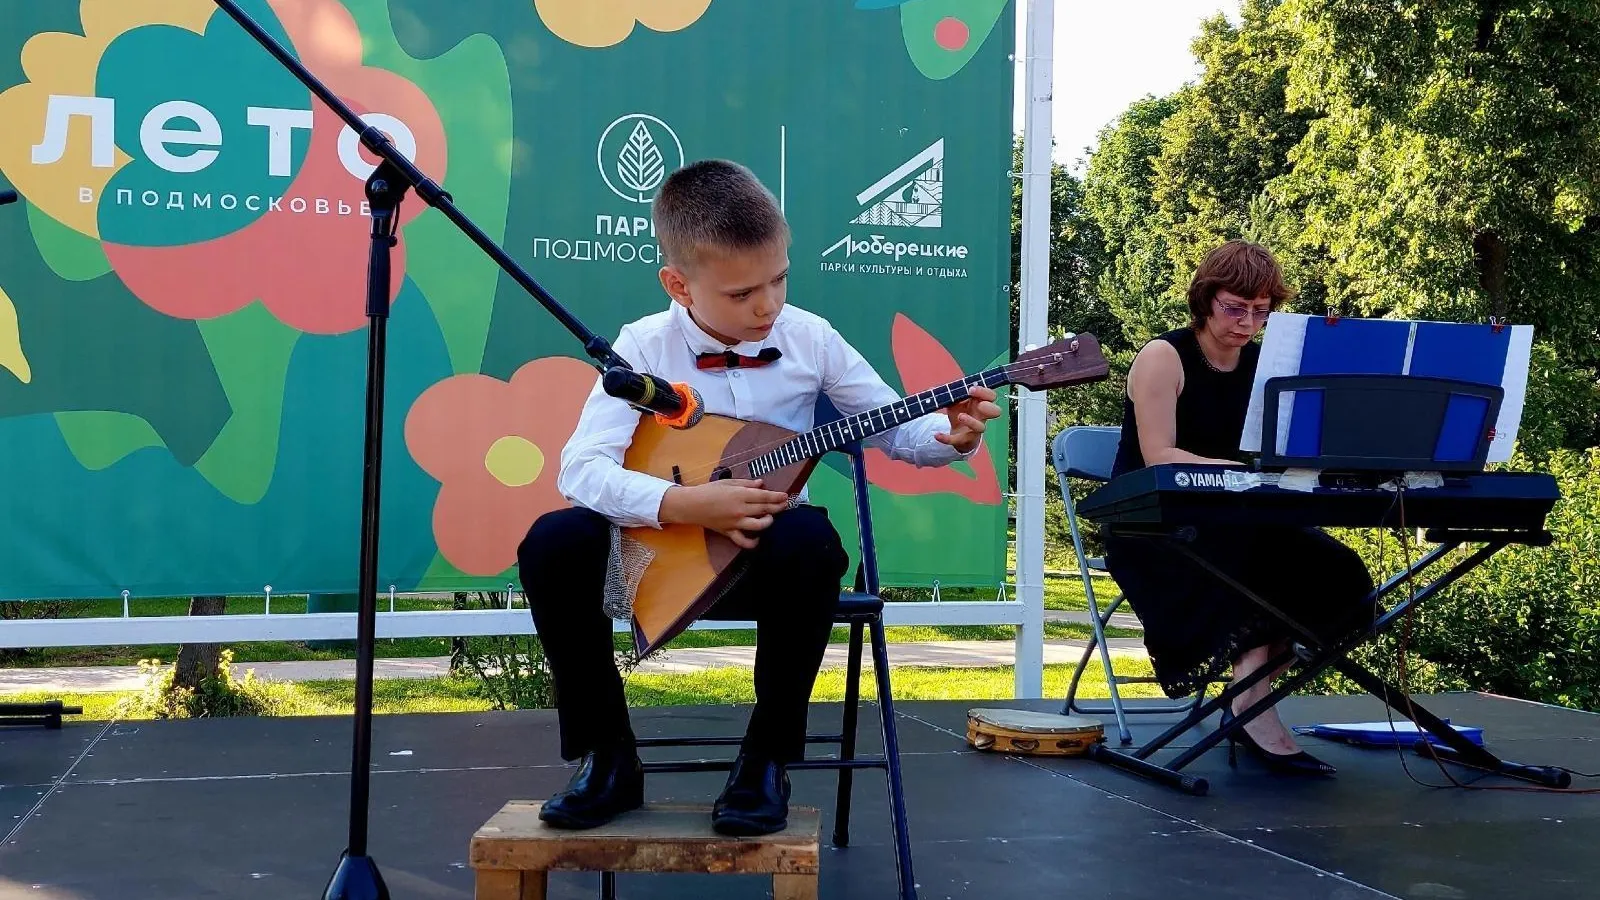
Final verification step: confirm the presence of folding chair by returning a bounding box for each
[1050,425,1204,745]
[634,436,919,900]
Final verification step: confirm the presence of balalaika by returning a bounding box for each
[614,334,1110,656]
[1076,463,1560,533]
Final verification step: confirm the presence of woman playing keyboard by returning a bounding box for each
[1104,239,1377,777]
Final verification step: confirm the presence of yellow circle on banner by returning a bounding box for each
[484,436,544,487]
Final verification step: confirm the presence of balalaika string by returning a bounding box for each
[655,352,1065,486]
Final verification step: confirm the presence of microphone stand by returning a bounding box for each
[202,3,647,896]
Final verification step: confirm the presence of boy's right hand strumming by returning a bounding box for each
[659,479,791,549]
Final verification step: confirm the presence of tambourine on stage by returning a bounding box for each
[966,708,1105,757]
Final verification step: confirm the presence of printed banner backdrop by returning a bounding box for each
[0,0,1016,600]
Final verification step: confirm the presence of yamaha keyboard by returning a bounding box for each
[1076,464,1559,533]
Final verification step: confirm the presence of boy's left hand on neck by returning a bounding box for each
[937,386,1002,454]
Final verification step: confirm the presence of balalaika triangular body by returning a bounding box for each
[618,333,1109,657]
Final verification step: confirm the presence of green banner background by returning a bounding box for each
[0,0,1015,600]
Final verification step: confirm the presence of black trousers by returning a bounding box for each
[516,504,849,764]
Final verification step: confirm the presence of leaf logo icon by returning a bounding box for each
[618,121,665,198]
[597,114,684,204]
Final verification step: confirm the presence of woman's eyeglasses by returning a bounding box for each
[1217,301,1271,323]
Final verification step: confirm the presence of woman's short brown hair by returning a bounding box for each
[1186,240,1295,327]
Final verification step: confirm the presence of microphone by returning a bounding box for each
[602,367,704,429]
[0,190,17,206]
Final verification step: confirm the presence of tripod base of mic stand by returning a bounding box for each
[323,852,390,900]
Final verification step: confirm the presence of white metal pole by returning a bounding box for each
[1014,0,1053,699]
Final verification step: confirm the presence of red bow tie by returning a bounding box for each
[696,347,782,370]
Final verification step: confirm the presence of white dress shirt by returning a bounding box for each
[558,301,980,528]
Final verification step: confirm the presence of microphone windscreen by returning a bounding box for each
[680,384,705,428]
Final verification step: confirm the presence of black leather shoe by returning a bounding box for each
[538,747,644,829]
[712,754,790,836]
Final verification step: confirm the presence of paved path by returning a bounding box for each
[0,635,1148,694]
[1047,608,1142,630]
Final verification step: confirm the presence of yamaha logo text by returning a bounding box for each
[1174,470,1227,488]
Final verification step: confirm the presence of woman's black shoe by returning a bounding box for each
[1220,709,1336,776]
[538,747,645,829]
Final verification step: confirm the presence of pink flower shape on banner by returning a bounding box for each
[864,313,1003,504]
[405,356,598,576]
[100,0,447,335]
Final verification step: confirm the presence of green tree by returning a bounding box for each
[1079,0,1314,352]
[1274,0,1600,378]
[1063,0,1600,710]
[1008,136,1117,351]
[1152,0,1315,293]
[1076,0,1600,454]
[1081,94,1183,348]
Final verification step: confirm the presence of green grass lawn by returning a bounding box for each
[0,574,1132,669]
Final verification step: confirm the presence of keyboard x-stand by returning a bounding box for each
[1073,374,1573,795]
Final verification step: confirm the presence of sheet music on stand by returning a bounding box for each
[1242,313,1534,466]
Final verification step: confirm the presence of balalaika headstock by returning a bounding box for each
[1005,333,1109,390]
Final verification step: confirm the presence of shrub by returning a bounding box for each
[1305,448,1600,711]
[119,648,283,718]
[446,590,641,711]
[1405,448,1600,710]
[448,591,555,710]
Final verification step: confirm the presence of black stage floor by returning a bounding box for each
[1,693,1596,899]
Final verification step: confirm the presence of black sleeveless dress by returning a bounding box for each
[1103,328,1377,699]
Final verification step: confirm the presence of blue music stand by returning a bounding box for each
[1259,373,1505,474]
[1242,313,1533,467]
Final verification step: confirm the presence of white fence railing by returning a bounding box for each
[0,598,1025,650]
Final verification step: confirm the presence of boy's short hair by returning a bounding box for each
[653,160,790,269]
[1186,239,1295,327]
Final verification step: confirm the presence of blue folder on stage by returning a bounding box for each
[1296,720,1486,749]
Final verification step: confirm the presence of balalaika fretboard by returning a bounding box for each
[747,367,1009,477]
